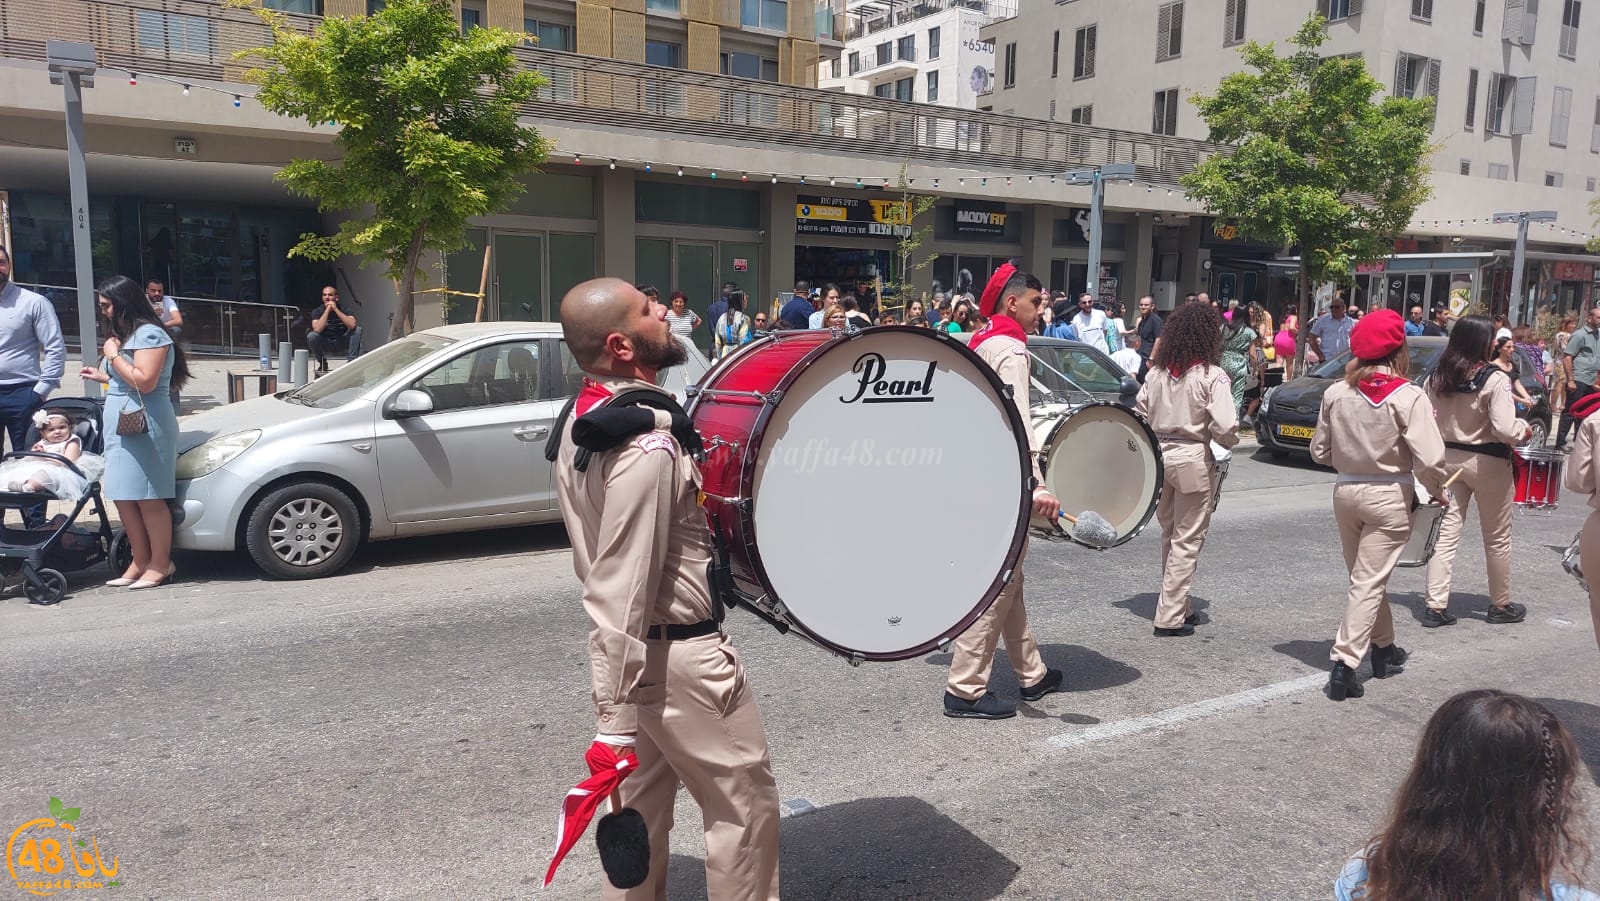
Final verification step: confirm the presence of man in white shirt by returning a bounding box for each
[145,279,183,336]
[1110,332,1142,376]
[1309,297,1355,362]
[1071,294,1109,350]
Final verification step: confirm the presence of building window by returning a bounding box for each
[927,70,939,103]
[1153,88,1178,135]
[1003,42,1017,88]
[1157,2,1184,61]
[829,57,840,78]
[1074,25,1097,79]
[1474,0,1487,33]
[1486,73,1517,134]
[1588,176,1597,191]
[1411,0,1432,22]
[740,0,787,31]
[1560,0,1581,59]
[135,10,215,56]
[848,52,861,75]
[876,42,891,67]
[1551,85,1573,146]
[1394,54,1439,123]
[525,19,572,51]
[722,51,775,81]
[646,40,680,68]
[895,77,913,101]
[1320,0,1357,22]
[1487,162,1510,180]
[646,0,680,11]
[1504,0,1538,44]
[928,26,941,60]
[1051,30,1060,78]
[1593,96,1600,152]
[460,5,481,31]
[897,35,915,61]
[1071,104,1093,125]
[1049,99,1057,120]
[1464,69,1479,131]
[873,82,892,99]
[1546,171,1565,187]
[366,0,384,12]
[1460,159,1472,175]
[262,0,321,13]
[1224,0,1246,45]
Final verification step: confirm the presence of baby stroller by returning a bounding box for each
[0,397,125,605]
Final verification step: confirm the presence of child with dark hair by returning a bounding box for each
[1337,690,1595,900]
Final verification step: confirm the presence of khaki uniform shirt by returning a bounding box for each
[554,377,718,737]
[1310,376,1449,496]
[1135,364,1241,449]
[1427,368,1526,446]
[973,330,1045,485]
[1566,416,1600,511]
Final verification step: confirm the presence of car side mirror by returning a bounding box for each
[1120,376,1139,397]
[388,389,434,418]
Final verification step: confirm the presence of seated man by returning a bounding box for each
[306,286,363,374]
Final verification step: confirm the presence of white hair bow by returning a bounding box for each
[31,409,50,429]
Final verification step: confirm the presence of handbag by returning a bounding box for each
[116,390,148,436]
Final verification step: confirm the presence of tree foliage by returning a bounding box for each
[235,0,549,337]
[1589,197,1599,254]
[889,163,938,316]
[1180,14,1434,360]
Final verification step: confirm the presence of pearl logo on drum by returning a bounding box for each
[839,353,938,405]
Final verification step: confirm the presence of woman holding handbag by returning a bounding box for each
[80,275,190,590]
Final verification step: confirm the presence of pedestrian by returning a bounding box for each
[1308,296,1354,363]
[662,290,700,340]
[0,244,67,529]
[778,280,813,330]
[1562,390,1600,649]
[809,284,838,329]
[751,311,769,332]
[1220,309,1257,416]
[1110,332,1142,376]
[306,286,363,374]
[1274,309,1299,382]
[1423,304,1449,337]
[1133,296,1161,377]
[704,282,734,353]
[1310,309,1449,701]
[80,275,190,590]
[1553,314,1577,416]
[946,299,975,334]
[1335,690,1594,901]
[944,264,1064,719]
[841,296,872,331]
[1404,304,1426,337]
[1492,335,1537,411]
[146,279,184,410]
[552,278,781,898]
[1070,293,1109,350]
[1137,301,1238,637]
[1556,305,1600,450]
[906,298,929,326]
[1512,325,1546,387]
[1422,316,1533,629]
[713,290,751,360]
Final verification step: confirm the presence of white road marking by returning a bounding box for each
[1047,672,1329,750]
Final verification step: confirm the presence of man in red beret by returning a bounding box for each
[944,264,1065,719]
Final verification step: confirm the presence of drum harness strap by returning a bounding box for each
[1444,440,1512,460]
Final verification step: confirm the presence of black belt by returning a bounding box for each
[1445,440,1511,460]
[646,619,720,641]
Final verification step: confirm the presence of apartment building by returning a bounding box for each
[983,0,1600,316]
[818,0,1010,110]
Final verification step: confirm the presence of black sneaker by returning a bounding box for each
[1183,611,1201,627]
[1020,669,1064,702]
[1421,608,1457,628]
[1154,623,1195,637]
[943,691,1016,720]
[1486,602,1528,625]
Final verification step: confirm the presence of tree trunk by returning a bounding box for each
[1294,255,1310,374]
[391,227,427,341]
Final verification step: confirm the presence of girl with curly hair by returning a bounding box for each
[1136,302,1238,637]
[1336,690,1594,900]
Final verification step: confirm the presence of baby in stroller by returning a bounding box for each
[0,409,104,498]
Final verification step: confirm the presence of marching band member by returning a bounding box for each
[944,264,1065,720]
[1422,315,1532,628]
[553,278,780,898]
[1310,309,1449,701]
[1563,391,1600,650]
[1136,301,1239,637]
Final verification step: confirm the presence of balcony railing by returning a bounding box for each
[844,0,1014,41]
[1,0,1223,184]
[18,284,303,357]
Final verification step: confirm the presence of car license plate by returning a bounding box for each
[1278,424,1315,440]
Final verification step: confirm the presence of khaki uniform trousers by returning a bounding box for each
[1155,442,1215,629]
[1331,482,1414,668]
[1582,512,1600,652]
[611,633,780,901]
[1424,449,1515,610]
[947,542,1049,699]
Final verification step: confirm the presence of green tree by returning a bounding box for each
[1180,14,1435,366]
[888,163,938,318]
[236,0,549,338]
[1588,197,1599,253]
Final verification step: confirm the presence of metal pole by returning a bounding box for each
[62,71,100,397]
[1086,172,1104,302]
[1508,213,1529,327]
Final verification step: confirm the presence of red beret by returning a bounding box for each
[1349,308,1405,361]
[1571,391,1600,421]
[977,263,1016,318]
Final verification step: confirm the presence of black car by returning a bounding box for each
[1257,337,1552,459]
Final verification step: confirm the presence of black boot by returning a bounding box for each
[1370,644,1408,679]
[1327,662,1364,701]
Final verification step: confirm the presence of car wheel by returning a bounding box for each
[244,482,362,580]
[1526,417,1549,448]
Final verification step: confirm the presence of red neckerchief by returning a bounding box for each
[970,315,1026,353]
[1167,362,1202,379]
[576,377,614,416]
[1356,371,1408,406]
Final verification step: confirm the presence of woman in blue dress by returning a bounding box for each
[79,275,190,590]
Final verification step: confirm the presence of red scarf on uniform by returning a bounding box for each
[970,314,1026,353]
[1356,371,1408,406]
[577,377,614,416]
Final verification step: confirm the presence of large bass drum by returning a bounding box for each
[688,327,1032,662]
[1030,402,1163,547]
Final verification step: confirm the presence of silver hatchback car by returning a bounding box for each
[173,323,709,579]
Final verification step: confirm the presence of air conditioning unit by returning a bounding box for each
[1152,281,1179,311]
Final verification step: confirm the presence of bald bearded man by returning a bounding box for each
[552,278,781,899]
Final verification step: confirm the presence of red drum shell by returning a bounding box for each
[1513,448,1563,508]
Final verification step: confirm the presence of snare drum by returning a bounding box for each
[1397,501,1448,568]
[1562,531,1586,592]
[1209,441,1232,512]
[1030,402,1163,547]
[688,327,1031,662]
[1513,446,1564,510]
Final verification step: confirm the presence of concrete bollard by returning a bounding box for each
[278,341,293,384]
[292,349,310,385]
[258,333,272,371]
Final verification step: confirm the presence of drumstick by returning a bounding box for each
[1441,468,1464,490]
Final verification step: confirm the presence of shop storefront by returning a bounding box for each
[928,199,1023,304]
[1485,255,1599,321]
[1200,220,1296,317]
[1049,208,1129,308]
[794,192,908,312]
[1351,253,1491,318]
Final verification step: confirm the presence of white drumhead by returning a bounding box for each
[1035,403,1161,543]
[750,330,1027,657]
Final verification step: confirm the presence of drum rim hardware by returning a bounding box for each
[1034,401,1165,550]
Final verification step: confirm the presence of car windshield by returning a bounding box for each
[1029,344,1126,399]
[284,334,454,408]
[1309,342,1445,382]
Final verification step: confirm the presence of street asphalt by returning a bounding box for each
[3,447,1598,900]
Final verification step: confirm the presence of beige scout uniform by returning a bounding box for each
[948,331,1050,699]
[1425,369,1527,611]
[1310,377,1449,669]
[554,377,780,901]
[1564,415,1600,649]
[1136,365,1240,630]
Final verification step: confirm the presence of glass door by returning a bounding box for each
[494,232,545,321]
[676,243,717,326]
[444,229,489,324]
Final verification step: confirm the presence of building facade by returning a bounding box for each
[818,0,1009,110]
